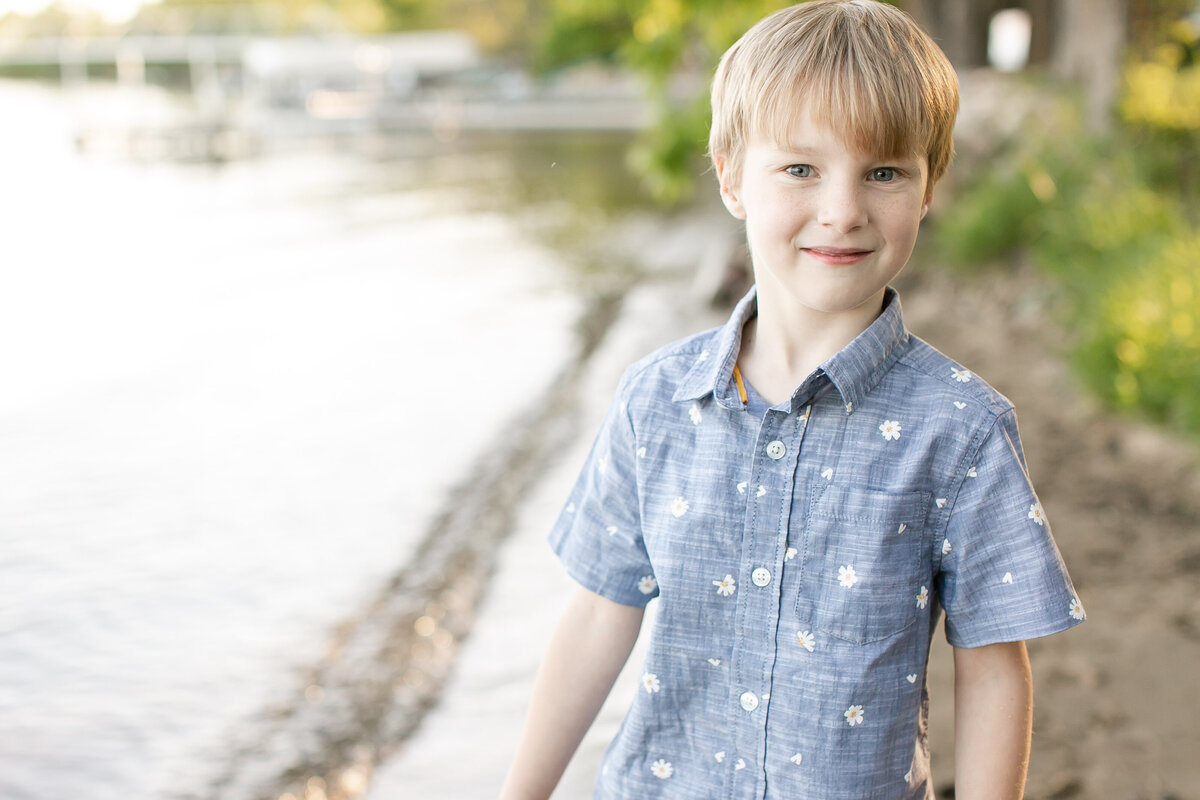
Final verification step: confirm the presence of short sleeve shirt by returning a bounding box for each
[549,287,1084,800]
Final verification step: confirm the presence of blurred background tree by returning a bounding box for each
[934,7,1200,437]
[531,0,801,204]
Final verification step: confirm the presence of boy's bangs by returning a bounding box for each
[754,52,928,162]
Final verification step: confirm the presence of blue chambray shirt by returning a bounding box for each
[549,286,1084,800]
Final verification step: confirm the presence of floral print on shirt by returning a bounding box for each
[713,575,736,597]
[837,565,859,588]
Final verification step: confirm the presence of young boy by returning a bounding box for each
[501,2,1084,797]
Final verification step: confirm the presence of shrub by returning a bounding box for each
[1076,233,1200,433]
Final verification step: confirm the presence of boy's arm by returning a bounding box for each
[499,586,645,800]
[952,640,1034,800]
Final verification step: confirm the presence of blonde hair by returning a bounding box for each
[709,0,959,189]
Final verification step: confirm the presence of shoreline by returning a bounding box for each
[191,205,741,800]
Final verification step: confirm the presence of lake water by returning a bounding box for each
[0,80,651,800]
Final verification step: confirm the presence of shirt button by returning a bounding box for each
[739,691,759,712]
[765,440,786,460]
[752,567,771,587]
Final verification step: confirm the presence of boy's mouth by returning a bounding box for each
[802,246,873,265]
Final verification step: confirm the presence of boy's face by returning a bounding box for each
[717,103,932,321]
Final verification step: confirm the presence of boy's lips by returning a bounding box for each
[802,246,874,265]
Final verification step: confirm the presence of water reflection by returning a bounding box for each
[0,79,665,800]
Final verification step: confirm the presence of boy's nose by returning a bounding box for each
[816,181,867,233]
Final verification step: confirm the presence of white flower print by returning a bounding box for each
[879,419,902,441]
[714,751,725,763]
[1002,572,1014,584]
[713,575,736,597]
[1069,596,1086,621]
[734,758,746,771]
[916,585,929,609]
[756,485,766,497]
[636,446,647,459]
[697,349,709,363]
[637,575,658,595]
[707,658,721,666]
[790,753,803,766]
[689,403,702,425]
[670,497,690,518]
[650,759,673,780]
[1028,502,1047,526]
[821,467,834,481]
[844,704,865,727]
[785,546,798,561]
[736,481,747,494]
[942,539,953,555]
[796,630,815,652]
[838,564,859,588]
[845,402,854,414]
[966,466,978,478]
[641,672,661,693]
[951,367,972,383]
[606,525,618,536]
[953,401,967,410]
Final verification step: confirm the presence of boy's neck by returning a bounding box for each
[737,288,887,407]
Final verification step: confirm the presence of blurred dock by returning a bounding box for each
[0,31,652,161]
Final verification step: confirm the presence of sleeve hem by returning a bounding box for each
[945,614,1084,649]
[557,557,657,609]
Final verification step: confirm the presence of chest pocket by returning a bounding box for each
[796,486,931,645]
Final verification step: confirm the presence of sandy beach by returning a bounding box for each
[363,221,1200,800]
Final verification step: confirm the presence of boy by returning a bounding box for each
[501,1,1084,797]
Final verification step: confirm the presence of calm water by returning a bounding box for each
[0,80,646,800]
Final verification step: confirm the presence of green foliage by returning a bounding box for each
[935,163,1043,265]
[532,0,796,204]
[1076,233,1200,431]
[933,26,1200,437]
[625,93,712,205]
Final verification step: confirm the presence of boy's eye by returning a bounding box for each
[786,164,813,178]
[869,167,899,182]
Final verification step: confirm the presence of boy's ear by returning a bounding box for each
[921,186,935,219]
[715,155,747,220]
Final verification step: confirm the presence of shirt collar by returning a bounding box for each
[672,285,909,414]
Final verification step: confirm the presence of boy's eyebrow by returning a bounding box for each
[770,141,925,165]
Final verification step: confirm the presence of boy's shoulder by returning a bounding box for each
[894,333,1016,422]
[607,324,726,414]
[619,325,723,390]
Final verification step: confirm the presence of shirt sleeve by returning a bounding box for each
[548,373,657,607]
[937,408,1085,648]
